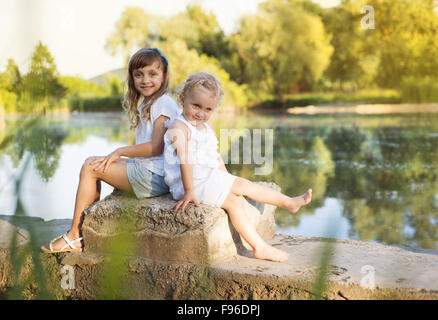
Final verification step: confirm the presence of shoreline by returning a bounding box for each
[286,103,438,115]
[3,102,438,117]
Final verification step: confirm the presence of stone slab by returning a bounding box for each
[81,183,278,264]
[52,234,438,299]
[1,214,437,299]
[211,234,438,298]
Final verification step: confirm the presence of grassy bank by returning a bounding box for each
[65,89,403,112]
[5,86,438,114]
[69,95,123,112]
[251,89,402,109]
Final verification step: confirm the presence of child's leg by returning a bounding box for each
[231,177,312,214]
[50,158,133,250]
[222,192,289,262]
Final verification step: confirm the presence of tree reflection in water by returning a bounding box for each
[224,114,438,249]
[1,112,437,249]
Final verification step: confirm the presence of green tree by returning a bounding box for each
[108,76,123,96]
[157,5,229,61]
[4,59,22,96]
[322,0,370,89]
[368,0,438,88]
[59,76,107,98]
[0,61,19,113]
[154,39,247,108]
[20,42,66,107]
[185,5,229,60]
[157,12,199,52]
[105,7,152,66]
[231,0,333,103]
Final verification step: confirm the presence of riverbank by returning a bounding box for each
[287,103,438,114]
[0,88,406,116]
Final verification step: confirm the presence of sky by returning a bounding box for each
[0,0,340,80]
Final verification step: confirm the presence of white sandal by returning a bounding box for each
[41,233,83,253]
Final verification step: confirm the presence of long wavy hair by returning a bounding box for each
[122,48,170,130]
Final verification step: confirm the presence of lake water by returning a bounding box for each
[1,110,437,249]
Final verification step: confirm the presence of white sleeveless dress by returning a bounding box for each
[163,115,236,207]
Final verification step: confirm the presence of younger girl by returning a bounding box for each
[41,48,180,253]
[164,71,312,263]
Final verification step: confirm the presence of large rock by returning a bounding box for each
[1,214,438,299]
[81,182,279,264]
[46,235,438,300]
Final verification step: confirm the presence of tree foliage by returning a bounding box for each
[155,39,247,108]
[230,0,333,102]
[0,60,20,112]
[323,0,369,89]
[366,0,438,88]
[4,0,438,112]
[20,41,67,104]
[105,7,152,66]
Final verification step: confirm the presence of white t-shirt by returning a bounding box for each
[135,94,181,176]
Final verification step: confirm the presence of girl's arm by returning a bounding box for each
[118,115,169,158]
[169,120,200,213]
[92,115,169,173]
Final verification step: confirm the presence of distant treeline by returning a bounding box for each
[1,0,438,113]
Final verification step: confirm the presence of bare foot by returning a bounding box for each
[253,243,290,262]
[287,188,312,214]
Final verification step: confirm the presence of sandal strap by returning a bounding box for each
[62,234,77,250]
[49,234,63,252]
[47,233,83,252]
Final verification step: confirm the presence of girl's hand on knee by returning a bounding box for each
[89,156,104,166]
[171,190,199,213]
[93,149,121,173]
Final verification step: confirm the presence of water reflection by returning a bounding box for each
[0,113,131,220]
[0,112,437,249]
[5,124,67,182]
[220,113,438,249]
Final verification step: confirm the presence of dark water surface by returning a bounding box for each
[1,111,437,249]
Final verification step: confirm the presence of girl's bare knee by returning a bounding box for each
[232,177,250,195]
[222,192,242,210]
[222,192,235,210]
[80,158,96,178]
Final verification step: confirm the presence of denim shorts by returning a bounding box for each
[126,158,169,199]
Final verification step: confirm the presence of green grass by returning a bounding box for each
[69,95,123,112]
[400,76,438,103]
[252,89,402,109]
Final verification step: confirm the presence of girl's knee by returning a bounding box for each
[232,177,250,194]
[222,192,242,210]
[80,158,96,178]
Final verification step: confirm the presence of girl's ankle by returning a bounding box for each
[68,230,81,239]
[253,242,268,252]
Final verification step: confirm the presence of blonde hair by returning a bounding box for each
[123,48,170,130]
[179,71,224,105]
